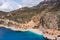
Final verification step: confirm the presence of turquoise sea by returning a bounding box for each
[0,27,48,40]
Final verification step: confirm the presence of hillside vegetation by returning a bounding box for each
[0,0,60,30]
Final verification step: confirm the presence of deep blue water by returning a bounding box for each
[0,27,47,40]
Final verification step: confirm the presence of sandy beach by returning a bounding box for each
[28,29,43,35]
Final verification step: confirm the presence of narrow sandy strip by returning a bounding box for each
[28,29,43,35]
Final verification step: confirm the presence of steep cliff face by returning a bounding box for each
[32,12,58,30]
[0,0,60,31]
[33,0,60,30]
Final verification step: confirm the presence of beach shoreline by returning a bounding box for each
[0,25,60,40]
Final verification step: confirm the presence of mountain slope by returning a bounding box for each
[0,0,60,32]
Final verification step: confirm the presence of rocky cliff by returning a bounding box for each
[0,0,60,40]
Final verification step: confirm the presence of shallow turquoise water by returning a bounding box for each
[0,27,48,40]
